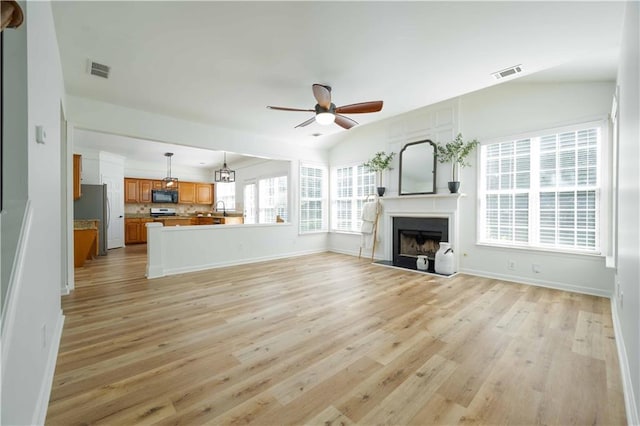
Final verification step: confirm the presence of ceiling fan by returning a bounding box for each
[267,84,383,130]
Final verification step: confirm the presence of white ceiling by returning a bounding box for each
[52,1,624,159]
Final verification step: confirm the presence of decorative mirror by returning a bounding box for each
[399,139,437,195]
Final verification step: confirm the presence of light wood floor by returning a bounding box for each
[47,245,626,425]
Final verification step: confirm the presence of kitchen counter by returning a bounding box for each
[74,219,99,230]
[152,217,193,227]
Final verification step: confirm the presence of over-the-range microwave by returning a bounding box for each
[152,189,178,203]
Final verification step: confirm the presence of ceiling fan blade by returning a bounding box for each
[334,114,358,130]
[267,106,314,112]
[335,101,383,114]
[294,116,316,128]
[312,84,332,109]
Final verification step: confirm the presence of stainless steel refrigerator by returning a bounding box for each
[74,184,109,256]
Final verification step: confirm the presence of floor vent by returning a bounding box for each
[492,64,522,80]
[88,60,110,79]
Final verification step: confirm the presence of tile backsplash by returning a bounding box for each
[125,203,214,215]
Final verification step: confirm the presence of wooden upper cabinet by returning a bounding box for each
[178,181,196,204]
[196,183,213,205]
[139,179,153,203]
[124,177,213,205]
[124,178,139,203]
[73,154,82,200]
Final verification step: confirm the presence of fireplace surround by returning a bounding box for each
[392,216,449,273]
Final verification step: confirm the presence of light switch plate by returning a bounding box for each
[36,125,47,144]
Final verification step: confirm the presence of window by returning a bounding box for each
[258,175,288,223]
[243,182,256,224]
[479,123,604,253]
[331,165,376,232]
[300,164,328,233]
[215,182,236,210]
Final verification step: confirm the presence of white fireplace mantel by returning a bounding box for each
[378,193,464,268]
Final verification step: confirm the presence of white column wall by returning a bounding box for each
[1,2,66,424]
[613,2,640,423]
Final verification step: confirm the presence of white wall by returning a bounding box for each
[66,95,328,164]
[328,80,616,297]
[1,1,66,424]
[458,82,615,297]
[146,222,327,279]
[613,2,640,423]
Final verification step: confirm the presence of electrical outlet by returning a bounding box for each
[532,264,541,274]
[508,260,515,270]
[619,290,624,308]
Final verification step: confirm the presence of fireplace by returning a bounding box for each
[392,216,449,272]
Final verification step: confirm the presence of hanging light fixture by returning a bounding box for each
[215,152,235,183]
[162,152,178,189]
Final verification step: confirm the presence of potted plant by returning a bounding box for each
[363,151,395,196]
[436,133,479,193]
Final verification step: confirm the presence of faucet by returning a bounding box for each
[214,200,226,216]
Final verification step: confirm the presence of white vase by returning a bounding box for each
[416,255,428,271]
[435,242,455,275]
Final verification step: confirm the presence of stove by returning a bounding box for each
[150,207,177,217]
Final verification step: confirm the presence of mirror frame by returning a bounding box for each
[399,139,437,195]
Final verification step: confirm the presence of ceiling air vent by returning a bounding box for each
[88,60,110,79]
[492,64,522,80]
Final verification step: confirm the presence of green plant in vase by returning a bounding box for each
[436,133,479,193]
[363,151,395,196]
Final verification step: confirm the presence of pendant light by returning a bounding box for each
[162,152,178,189]
[215,152,235,183]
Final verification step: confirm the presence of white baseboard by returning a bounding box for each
[611,298,639,426]
[32,311,65,425]
[157,248,329,278]
[328,247,383,260]
[459,267,611,298]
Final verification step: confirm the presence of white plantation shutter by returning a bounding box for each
[300,165,327,233]
[258,176,288,223]
[479,125,601,253]
[331,165,376,232]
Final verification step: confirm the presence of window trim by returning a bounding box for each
[476,118,609,256]
[257,174,289,224]
[299,162,328,234]
[330,162,376,233]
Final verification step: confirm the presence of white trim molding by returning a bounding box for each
[611,298,640,426]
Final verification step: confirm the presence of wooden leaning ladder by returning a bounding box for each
[358,194,380,262]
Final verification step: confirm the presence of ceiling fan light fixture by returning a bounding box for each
[316,112,335,126]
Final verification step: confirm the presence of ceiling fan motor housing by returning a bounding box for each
[315,103,336,114]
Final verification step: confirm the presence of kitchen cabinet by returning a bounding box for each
[124,178,139,203]
[153,217,193,227]
[196,183,214,204]
[140,218,154,242]
[139,180,153,203]
[73,154,82,200]
[125,217,156,244]
[125,177,214,205]
[178,181,196,204]
[193,216,215,225]
[125,218,141,244]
